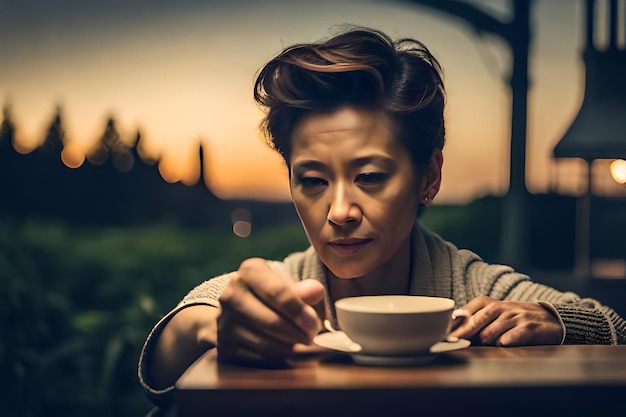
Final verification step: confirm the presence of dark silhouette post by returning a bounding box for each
[402,0,532,270]
[502,0,531,270]
[553,0,626,278]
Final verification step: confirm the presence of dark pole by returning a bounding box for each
[501,0,531,270]
[575,160,592,278]
[574,0,595,279]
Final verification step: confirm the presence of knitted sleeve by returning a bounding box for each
[459,250,626,345]
[138,260,294,407]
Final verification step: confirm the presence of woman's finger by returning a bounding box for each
[449,296,499,339]
[293,279,325,306]
[476,315,517,346]
[219,324,295,359]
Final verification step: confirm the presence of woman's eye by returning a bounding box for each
[356,172,389,185]
[299,177,328,188]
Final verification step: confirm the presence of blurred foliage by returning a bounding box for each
[422,193,626,268]
[0,217,308,417]
[421,196,502,263]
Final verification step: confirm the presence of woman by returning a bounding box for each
[138,27,626,407]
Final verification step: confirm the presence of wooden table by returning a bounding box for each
[175,345,626,417]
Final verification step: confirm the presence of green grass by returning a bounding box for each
[0,218,308,417]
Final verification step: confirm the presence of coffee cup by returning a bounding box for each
[335,295,457,356]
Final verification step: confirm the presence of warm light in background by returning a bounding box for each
[60,142,86,168]
[233,221,252,238]
[231,208,252,237]
[610,159,626,185]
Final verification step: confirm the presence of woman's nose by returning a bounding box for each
[327,185,361,226]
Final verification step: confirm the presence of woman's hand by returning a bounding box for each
[449,296,563,346]
[217,258,324,364]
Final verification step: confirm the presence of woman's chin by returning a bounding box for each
[324,262,371,280]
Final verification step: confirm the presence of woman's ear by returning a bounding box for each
[421,149,443,206]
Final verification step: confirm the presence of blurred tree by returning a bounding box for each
[41,105,65,154]
[0,106,299,229]
[0,102,16,148]
[87,116,134,172]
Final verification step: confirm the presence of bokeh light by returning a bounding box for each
[233,220,252,238]
[60,142,86,168]
[231,208,252,237]
[609,159,626,184]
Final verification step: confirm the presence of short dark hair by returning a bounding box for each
[253,26,446,171]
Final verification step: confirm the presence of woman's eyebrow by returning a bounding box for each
[349,155,394,168]
[292,160,327,172]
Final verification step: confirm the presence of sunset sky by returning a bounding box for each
[1,0,624,203]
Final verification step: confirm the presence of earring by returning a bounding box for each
[423,188,437,206]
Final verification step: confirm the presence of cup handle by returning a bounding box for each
[449,308,471,334]
[452,308,471,321]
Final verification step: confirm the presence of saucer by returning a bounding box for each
[313,331,470,366]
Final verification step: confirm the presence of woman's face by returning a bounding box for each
[289,107,425,279]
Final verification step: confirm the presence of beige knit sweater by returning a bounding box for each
[138,224,626,406]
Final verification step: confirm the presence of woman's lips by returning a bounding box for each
[327,238,372,255]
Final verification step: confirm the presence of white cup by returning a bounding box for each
[335,295,456,356]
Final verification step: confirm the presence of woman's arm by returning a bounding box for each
[138,274,232,406]
[150,304,220,389]
[456,251,626,345]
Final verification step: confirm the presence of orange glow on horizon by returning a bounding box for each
[157,154,200,185]
[5,0,624,203]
